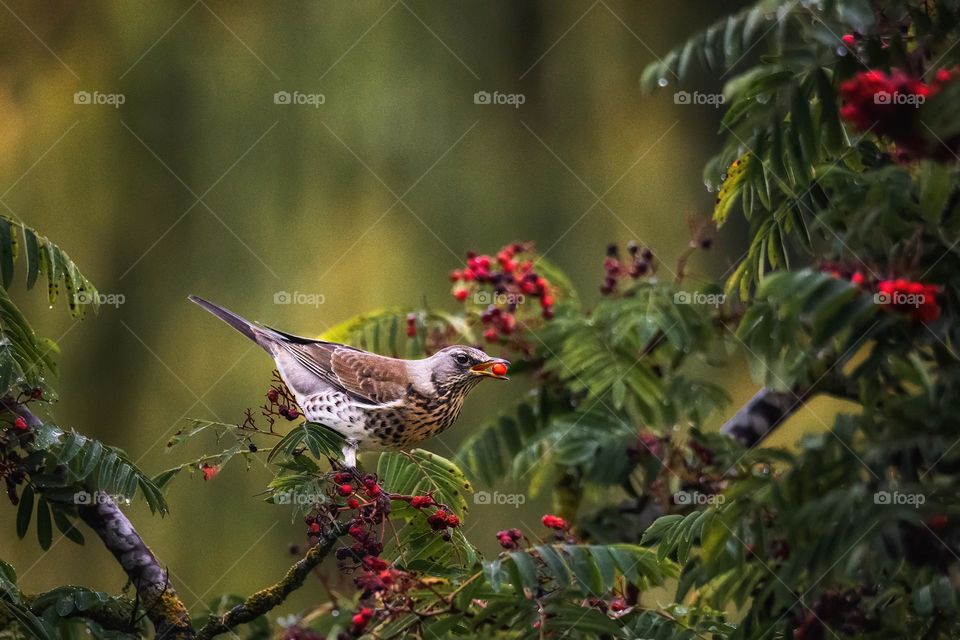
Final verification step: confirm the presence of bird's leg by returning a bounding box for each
[341,440,358,470]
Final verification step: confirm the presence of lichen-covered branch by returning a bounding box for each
[76,494,194,639]
[196,519,349,640]
[4,400,195,639]
[719,388,802,448]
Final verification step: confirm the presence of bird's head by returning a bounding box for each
[429,345,510,392]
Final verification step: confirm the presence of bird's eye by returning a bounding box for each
[454,353,470,366]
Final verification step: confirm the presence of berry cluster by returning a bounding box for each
[839,68,958,157]
[495,527,523,549]
[541,514,568,530]
[600,241,656,295]
[822,264,941,323]
[426,508,460,530]
[289,467,470,638]
[238,371,301,445]
[450,242,556,342]
[793,589,873,639]
[349,607,375,634]
[200,462,220,481]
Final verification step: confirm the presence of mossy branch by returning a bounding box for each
[196,519,349,640]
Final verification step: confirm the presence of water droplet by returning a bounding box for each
[704,180,715,192]
[657,77,668,87]
[836,46,848,56]
[720,173,728,181]
[755,93,769,104]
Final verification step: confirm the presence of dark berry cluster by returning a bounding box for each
[822,263,941,323]
[600,241,656,295]
[287,467,471,638]
[450,242,556,342]
[793,589,873,639]
[495,527,523,549]
[626,430,665,462]
[426,508,460,531]
[239,371,301,445]
[839,68,958,158]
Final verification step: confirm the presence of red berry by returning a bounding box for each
[928,514,948,529]
[285,407,299,421]
[541,514,567,530]
[337,484,354,496]
[851,271,864,286]
[841,33,856,46]
[334,472,352,484]
[410,495,435,509]
[352,614,366,627]
[349,523,366,537]
[445,513,460,527]
[347,497,360,509]
[454,288,469,301]
[367,484,381,497]
[12,416,27,431]
[362,556,389,571]
[30,388,42,399]
[491,363,508,377]
[266,389,279,403]
[483,328,499,342]
[308,522,321,534]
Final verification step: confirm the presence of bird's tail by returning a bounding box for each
[188,295,277,352]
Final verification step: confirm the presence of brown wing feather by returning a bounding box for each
[330,349,408,404]
[282,341,408,405]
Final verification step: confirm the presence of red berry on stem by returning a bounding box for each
[13,416,27,431]
[337,484,354,496]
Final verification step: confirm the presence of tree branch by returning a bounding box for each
[6,400,195,639]
[196,519,349,640]
[719,388,804,448]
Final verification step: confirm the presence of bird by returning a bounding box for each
[188,296,509,467]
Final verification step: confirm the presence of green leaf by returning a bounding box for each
[36,498,52,550]
[16,485,34,539]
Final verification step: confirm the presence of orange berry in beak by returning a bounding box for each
[491,362,508,377]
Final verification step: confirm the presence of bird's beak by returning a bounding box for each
[470,358,511,380]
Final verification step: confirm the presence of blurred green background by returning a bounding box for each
[0,0,840,622]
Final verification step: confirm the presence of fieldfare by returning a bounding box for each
[189,296,509,466]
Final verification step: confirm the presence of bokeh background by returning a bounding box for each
[0,0,844,624]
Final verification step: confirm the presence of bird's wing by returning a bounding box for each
[280,340,409,405]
